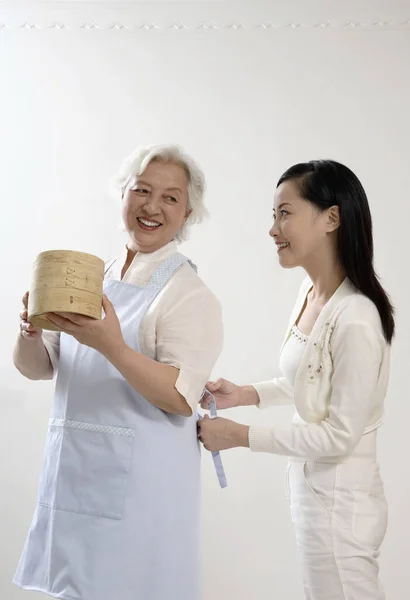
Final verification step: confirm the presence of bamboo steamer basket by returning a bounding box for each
[28,250,105,332]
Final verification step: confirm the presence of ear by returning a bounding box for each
[326,205,340,232]
[184,208,192,221]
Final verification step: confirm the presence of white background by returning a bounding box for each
[1,1,409,598]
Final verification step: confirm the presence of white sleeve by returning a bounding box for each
[252,378,294,408]
[42,330,61,374]
[248,321,383,458]
[155,287,224,412]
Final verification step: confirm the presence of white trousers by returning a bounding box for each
[286,432,388,600]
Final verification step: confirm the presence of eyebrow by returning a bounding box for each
[273,202,292,212]
[164,187,183,194]
[134,180,182,194]
[133,179,150,187]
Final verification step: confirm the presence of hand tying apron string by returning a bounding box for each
[198,389,228,489]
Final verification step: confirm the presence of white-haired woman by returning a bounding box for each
[13,144,223,600]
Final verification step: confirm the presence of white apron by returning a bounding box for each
[14,253,205,600]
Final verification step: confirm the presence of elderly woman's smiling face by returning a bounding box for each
[122,160,191,254]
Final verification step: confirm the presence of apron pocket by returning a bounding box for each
[38,418,135,520]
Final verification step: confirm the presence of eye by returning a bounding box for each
[165,195,178,203]
[130,186,149,195]
[272,209,289,221]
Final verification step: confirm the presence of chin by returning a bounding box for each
[278,257,299,270]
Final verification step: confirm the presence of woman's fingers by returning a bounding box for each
[20,294,43,337]
[206,378,225,393]
[20,322,40,338]
[22,291,29,309]
[20,321,36,332]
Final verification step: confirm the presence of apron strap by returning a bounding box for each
[104,257,117,276]
[199,390,228,489]
[146,252,197,289]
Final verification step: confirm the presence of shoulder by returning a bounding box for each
[331,284,386,349]
[174,262,222,306]
[336,287,382,330]
[160,260,222,315]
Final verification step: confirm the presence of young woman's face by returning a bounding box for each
[270,179,336,269]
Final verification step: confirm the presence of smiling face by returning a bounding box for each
[270,179,339,270]
[121,160,191,254]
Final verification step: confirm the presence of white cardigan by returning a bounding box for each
[248,277,390,459]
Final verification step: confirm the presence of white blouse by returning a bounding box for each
[279,325,309,386]
[249,277,390,459]
[42,241,224,411]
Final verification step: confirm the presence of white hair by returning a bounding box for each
[112,144,207,242]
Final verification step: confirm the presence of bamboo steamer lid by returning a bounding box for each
[28,250,105,332]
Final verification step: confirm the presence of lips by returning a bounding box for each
[137,217,162,230]
[277,242,290,251]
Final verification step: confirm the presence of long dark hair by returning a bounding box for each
[277,160,395,343]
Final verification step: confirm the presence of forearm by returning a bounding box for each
[239,385,260,406]
[232,423,250,447]
[248,418,362,458]
[13,333,54,380]
[237,381,294,408]
[105,342,192,416]
[251,377,294,408]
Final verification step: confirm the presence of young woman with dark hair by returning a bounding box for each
[198,160,393,599]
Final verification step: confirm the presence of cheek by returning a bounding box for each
[166,205,188,226]
[284,216,313,245]
[122,194,141,219]
[293,229,323,255]
[122,203,133,226]
[279,220,292,240]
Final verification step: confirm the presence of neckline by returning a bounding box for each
[291,324,309,343]
[296,277,349,337]
[280,276,353,358]
[120,240,178,281]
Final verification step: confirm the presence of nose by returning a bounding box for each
[269,220,279,239]
[143,193,161,215]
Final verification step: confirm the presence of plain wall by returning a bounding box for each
[1,1,409,598]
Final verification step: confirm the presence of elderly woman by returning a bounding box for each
[13,144,223,600]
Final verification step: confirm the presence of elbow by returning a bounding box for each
[13,360,34,380]
[177,402,193,418]
[13,361,53,381]
[14,368,39,381]
[42,369,54,381]
[172,388,193,417]
[323,430,358,459]
[341,435,361,457]
[157,391,193,417]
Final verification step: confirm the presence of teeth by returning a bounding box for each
[278,242,290,249]
[138,218,161,228]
